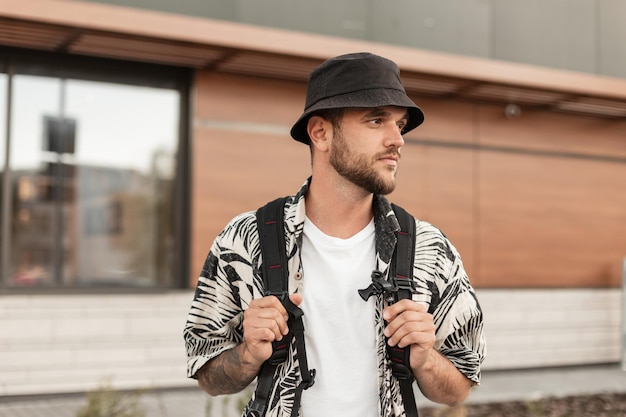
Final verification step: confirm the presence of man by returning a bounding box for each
[184,52,485,417]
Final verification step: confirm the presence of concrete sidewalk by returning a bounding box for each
[1,364,625,417]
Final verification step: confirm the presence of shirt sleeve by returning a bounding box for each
[182,213,259,379]
[432,238,486,384]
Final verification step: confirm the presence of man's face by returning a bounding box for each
[329,106,408,195]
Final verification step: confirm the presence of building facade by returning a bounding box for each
[1,0,625,397]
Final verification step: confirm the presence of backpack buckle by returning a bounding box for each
[394,276,416,292]
[358,271,396,301]
[359,271,417,302]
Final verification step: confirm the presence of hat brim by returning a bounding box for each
[290,88,424,144]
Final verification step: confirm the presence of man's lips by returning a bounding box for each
[379,153,400,165]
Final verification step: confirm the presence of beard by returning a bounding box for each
[329,128,398,195]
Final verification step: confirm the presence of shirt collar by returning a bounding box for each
[286,177,399,265]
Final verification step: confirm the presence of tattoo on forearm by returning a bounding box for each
[199,345,259,395]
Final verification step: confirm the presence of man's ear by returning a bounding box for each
[307,115,331,152]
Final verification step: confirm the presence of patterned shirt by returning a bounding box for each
[184,179,486,417]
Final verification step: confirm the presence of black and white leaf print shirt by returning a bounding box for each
[184,178,486,417]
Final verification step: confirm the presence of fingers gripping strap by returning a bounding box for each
[248,301,314,417]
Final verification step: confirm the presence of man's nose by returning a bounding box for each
[385,124,405,148]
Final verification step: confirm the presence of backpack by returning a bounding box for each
[246,197,418,417]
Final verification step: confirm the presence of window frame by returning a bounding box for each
[0,46,192,293]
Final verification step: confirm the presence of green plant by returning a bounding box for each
[524,399,546,417]
[76,379,146,417]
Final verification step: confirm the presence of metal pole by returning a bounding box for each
[53,78,67,285]
[1,66,14,287]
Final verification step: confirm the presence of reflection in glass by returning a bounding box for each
[10,77,62,286]
[7,75,179,288]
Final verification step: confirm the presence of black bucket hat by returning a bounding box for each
[290,52,425,144]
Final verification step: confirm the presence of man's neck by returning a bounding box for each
[305,177,374,239]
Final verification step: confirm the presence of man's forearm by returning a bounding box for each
[414,350,473,406]
[197,343,261,396]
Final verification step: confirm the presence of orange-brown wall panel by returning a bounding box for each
[476,104,626,288]
[194,72,305,125]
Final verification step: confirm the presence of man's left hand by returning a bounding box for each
[383,299,436,372]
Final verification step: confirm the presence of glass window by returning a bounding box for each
[1,54,187,289]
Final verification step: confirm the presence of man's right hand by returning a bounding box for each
[198,293,303,396]
[242,293,303,366]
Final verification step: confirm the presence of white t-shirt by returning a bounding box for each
[300,217,379,417]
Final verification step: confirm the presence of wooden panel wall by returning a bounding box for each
[477,106,626,287]
[191,71,626,288]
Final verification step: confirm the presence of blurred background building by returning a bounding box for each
[1,0,625,398]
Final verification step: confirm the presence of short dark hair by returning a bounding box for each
[312,108,345,132]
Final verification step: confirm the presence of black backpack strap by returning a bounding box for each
[357,204,419,416]
[390,204,419,417]
[257,197,290,302]
[247,197,315,417]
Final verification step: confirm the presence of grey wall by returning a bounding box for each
[1,289,621,395]
[81,0,626,79]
